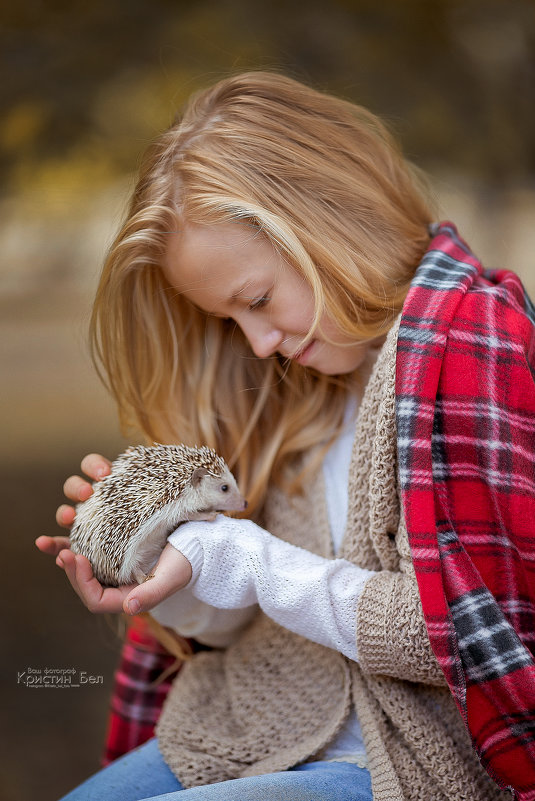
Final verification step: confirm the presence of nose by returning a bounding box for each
[237,318,284,359]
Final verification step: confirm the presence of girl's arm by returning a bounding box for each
[146,516,445,682]
[354,521,447,685]
[42,510,371,664]
[148,515,376,662]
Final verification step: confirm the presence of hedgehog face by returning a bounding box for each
[188,466,247,516]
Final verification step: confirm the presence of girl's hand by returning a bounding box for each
[36,452,192,615]
[56,452,113,529]
[123,543,193,615]
[35,452,113,563]
[43,543,192,615]
[35,451,113,570]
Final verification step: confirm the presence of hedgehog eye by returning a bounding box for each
[221,484,229,493]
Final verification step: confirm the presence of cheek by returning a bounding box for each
[315,343,370,375]
[277,271,317,324]
[285,294,317,333]
[317,312,349,343]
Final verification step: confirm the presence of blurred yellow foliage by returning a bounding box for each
[91,67,201,143]
[1,101,46,152]
[10,149,122,211]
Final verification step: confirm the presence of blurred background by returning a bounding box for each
[1,1,534,799]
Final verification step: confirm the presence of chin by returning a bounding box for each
[314,355,369,376]
[310,363,358,377]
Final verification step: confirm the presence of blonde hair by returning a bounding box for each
[90,71,433,515]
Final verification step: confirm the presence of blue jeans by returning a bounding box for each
[59,738,372,801]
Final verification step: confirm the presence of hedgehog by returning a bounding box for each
[69,444,247,587]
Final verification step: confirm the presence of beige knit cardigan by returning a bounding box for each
[156,319,509,800]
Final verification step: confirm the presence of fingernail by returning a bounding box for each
[128,599,140,615]
[56,557,64,568]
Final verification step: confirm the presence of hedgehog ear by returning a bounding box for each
[190,467,209,487]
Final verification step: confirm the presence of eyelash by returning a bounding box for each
[247,295,270,311]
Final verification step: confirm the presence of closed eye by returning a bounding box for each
[247,295,270,311]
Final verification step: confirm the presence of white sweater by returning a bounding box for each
[152,401,375,762]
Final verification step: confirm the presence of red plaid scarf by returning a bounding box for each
[397,222,535,799]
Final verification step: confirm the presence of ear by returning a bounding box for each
[190,467,209,487]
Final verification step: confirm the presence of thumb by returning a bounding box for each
[123,543,193,616]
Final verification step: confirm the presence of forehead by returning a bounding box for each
[162,222,279,294]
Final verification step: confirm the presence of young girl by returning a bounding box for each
[36,72,535,801]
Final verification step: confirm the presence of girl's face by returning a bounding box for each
[163,222,372,376]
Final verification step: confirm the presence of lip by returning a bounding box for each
[292,340,316,366]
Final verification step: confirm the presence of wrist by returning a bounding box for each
[167,522,206,583]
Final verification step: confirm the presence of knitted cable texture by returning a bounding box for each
[156,318,509,800]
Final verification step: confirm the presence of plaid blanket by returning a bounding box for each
[396,222,535,798]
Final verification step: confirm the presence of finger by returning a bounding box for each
[55,549,81,596]
[56,504,76,528]
[63,476,93,503]
[80,453,112,481]
[35,535,71,556]
[124,543,193,616]
[58,549,134,614]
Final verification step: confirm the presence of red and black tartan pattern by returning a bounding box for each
[397,222,535,799]
[102,617,184,765]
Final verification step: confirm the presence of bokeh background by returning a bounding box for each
[2,1,534,799]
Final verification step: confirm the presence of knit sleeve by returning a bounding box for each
[168,514,376,661]
[354,520,446,685]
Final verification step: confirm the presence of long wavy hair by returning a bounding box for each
[90,71,433,516]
